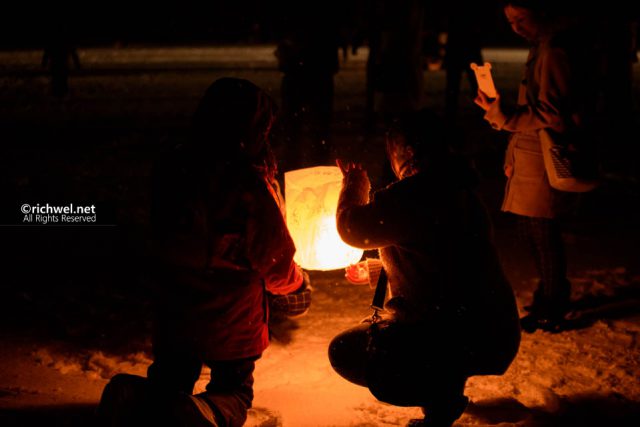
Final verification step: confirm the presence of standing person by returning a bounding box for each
[362,0,426,131]
[593,3,639,180]
[97,78,310,427]
[474,0,595,332]
[442,1,486,127]
[273,0,344,170]
[41,30,81,97]
[329,109,520,427]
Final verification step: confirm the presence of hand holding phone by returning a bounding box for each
[470,62,497,99]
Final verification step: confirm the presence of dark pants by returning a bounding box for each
[96,357,256,427]
[279,72,334,169]
[329,322,468,425]
[146,347,258,427]
[444,57,481,125]
[517,215,571,318]
[96,374,151,427]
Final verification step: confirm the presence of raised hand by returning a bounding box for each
[474,89,500,112]
[336,158,364,176]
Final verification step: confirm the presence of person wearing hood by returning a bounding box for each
[329,108,520,427]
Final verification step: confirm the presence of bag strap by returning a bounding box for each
[370,267,387,322]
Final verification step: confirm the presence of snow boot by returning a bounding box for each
[407,395,469,427]
[171,394,221,427]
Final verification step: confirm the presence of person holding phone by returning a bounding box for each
[474,0,594,332]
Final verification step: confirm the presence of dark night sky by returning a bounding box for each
[0,1,637,51]
[0,0,605,49]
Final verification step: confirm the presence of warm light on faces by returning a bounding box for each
[386,134,415,179]
[504,5,542,42]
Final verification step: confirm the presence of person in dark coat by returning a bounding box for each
[442,1,486,126]
[41,30,80,97]
[329,109,521,427]
[273,0,343,169]
[97,78,309,427]
[362,0,426,130]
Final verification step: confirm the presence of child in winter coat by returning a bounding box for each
[98,78,309,427]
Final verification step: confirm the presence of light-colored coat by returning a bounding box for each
[484,38,580,218]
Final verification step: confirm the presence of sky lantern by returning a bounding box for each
[285,166,364,271]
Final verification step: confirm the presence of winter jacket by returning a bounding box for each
[337,159,520,376]
[151,146,302,361]
[484,36,585,218]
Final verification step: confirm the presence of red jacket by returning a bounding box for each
[151,148,302,361]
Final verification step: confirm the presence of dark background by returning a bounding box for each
[1,0,639,347]
[5,0,635,49]
[0,1,639,425]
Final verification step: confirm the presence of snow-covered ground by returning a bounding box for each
[250,268,640,427]
[1,45,639,426]
[1,267,638,426]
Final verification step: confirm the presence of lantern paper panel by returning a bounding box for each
[285,166,364,271]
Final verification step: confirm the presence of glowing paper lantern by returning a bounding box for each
[285,166,364,271]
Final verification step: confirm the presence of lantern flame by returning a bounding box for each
[285,166,364,271]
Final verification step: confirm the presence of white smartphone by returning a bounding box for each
[470,62,497,99]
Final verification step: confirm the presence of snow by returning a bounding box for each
[1,45,639,426]
[245,269,640,426]
[1,268,638,425]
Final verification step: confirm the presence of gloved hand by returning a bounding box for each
[345,261,369,285]
[268,270,312,318]
[301,270,312,292]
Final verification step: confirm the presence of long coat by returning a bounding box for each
[336,160,521,377]
[151,147,302,361]
[484,36,585,218]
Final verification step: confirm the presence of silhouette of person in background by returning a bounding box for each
[273,0,345,170]
[442,2,487,127]
[41,29,80,98]
[347,0,427,187]
[356,0,426,132]
[592,3,640,181]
